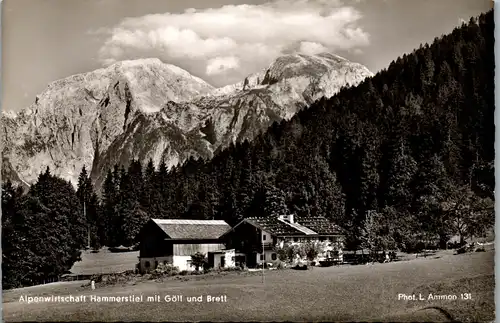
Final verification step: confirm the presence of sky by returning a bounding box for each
[1,0,492,112]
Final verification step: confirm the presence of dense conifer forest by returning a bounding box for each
[1,11,494,289]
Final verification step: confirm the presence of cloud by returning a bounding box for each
[206,56,240,75]
[95,0,370,86]
[299,41,329,55]
[348,48,364,55]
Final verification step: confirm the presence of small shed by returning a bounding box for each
[208,249,246,269]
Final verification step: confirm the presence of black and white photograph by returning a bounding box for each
[0,0,495,321]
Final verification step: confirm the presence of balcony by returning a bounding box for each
[262,242,275,250]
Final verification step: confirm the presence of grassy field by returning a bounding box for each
[3,248,494,322]
[69,248,139,275]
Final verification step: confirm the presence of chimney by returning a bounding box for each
[289,214,294,224]
[278,215,285,221]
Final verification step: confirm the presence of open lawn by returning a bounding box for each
[3,249,494,322]
[69,248,139,275]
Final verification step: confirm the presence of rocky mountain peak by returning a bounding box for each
[2,53,373,192]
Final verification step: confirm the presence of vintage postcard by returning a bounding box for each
[1,0,495,321]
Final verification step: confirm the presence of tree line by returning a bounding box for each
[2,169,87,289]
[1,11,494,288]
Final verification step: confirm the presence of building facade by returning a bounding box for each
[221,214,344,267]
[137,219,231,272]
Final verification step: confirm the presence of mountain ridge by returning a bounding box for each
[1,52,373,191]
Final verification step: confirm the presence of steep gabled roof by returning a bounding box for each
[245,217,304,236]
[279,219,317,235]
[294,216,343,235]
[151,219,231,240]
[239,216,343,237]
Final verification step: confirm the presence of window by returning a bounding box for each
[145,261,150,268]
[271,253,277,260]
[263,234,266,241]
[293,237,298,242]
[319,237,325,241]
[155,261,158,268]
[260,254,265,260]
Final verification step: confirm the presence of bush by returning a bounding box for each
[303,241,324,261]
[190,270,203,275]
[292,263,309,270]
[219,266,243,272]
[94,271,139,287]
[179,270,189,276]
[276,248,289,261]
[236,262,248,270]
[91,274,103,283]
[276,241,326,264]
[154,263,179,277]
[272,260,286,270]
[475,247,486,252]
[190,252,208,271]
[276,243,302,262]
[202,261,211,272]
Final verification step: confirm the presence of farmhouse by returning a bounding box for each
[221,214,344,267]
[137,219,231,272]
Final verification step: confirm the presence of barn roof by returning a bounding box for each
[245,217,303,236]
[282,219,317,235]
[151,219,231,240]
[294,216,344,235]
[240,216,343,237]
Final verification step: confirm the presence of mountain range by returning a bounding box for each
[1,53,373,192]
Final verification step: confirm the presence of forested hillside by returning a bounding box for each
[2,11,494,288]
[115,11,491,248]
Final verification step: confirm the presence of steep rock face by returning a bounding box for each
[2,53,373,192]
[2,58,214,186]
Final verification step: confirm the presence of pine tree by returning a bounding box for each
[143,158,156,211]
[101,169,118,246]
[76,165,101,249]
[385,140,418,207]
[154,159,169,217]
[2,180,25,288]
[116,161,148,246]
[236,157,255,221]
[263,184,289,218]
[5,170,87,287]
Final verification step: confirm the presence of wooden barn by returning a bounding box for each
[137,219,231,272]
[221,214,344,267]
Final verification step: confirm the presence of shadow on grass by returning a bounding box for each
[406,274,495,322]
[375,306,458,322]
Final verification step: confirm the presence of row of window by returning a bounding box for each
[288,237,332,242]
[264,234,335,243]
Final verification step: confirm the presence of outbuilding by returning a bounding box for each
[137,219,231,272]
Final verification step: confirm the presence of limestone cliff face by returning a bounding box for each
[1,58,214,188]
[2,53,373,192]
